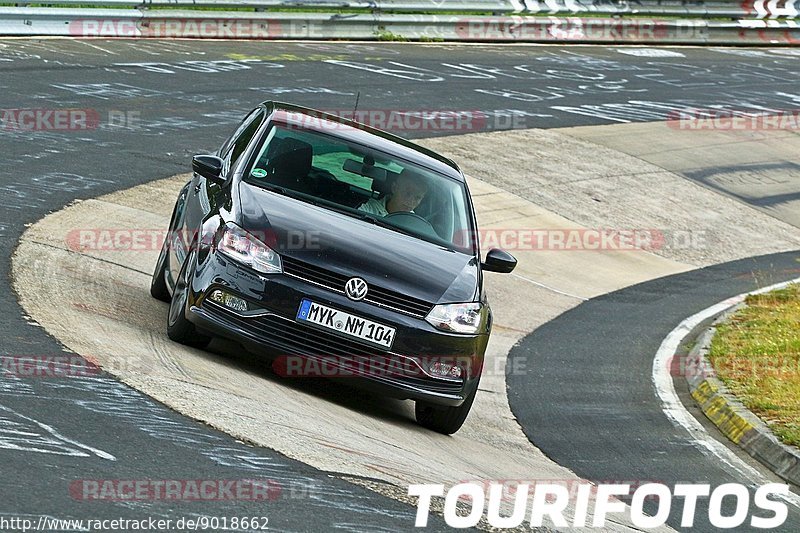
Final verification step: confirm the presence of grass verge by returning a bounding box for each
[709,283,800,447]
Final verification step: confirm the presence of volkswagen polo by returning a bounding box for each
[150,102,517,434]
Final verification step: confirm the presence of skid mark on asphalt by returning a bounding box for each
[510,272,589,301]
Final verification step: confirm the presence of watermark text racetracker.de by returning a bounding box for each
[1,354,101,378]
[671,352,800,381]
[284,109,525,133]
[0,108,140,131]
[667,109,800,131]
[66,228,323,252]
[409,482,790,529]
[69,18,283,39]
[457,228,706,252]
[0,354,164,379]
[454,17,706,41]
[70,479,281,501]
[272,353,525,380]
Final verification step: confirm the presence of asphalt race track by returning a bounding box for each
[2,39,800,530]
[508,251,800,532]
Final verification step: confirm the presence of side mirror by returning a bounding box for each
[192,154,225,185]
[481,248,517,274]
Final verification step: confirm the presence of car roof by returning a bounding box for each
[259,101,465,182]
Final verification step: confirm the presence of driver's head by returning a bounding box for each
[387,168,428,214]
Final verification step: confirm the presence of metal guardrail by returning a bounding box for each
[7,0,527,14]
[4,0,799,18]
[0,1,798,42]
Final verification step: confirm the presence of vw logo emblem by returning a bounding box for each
[345,277,368,301]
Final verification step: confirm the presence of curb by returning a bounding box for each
[685,308,800,486]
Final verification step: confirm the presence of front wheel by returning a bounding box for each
[415,384,478,435]
[167,250,211,349]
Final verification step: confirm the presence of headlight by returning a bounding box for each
[425,302,487,334]
[217,223,282,274]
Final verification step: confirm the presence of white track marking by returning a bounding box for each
[652,276,800,507]
[0,403,116,460]
[76,40,117,56]
[614,48,686,58]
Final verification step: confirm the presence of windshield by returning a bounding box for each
[243,123,475,254]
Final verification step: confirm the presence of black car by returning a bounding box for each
[150,101,516,434]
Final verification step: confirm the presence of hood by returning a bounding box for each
[237,182,479,304]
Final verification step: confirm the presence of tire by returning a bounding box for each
[150,234,171,302]
[415,384,478,435]
[167,250,211,349]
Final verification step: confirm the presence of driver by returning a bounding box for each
[359,168,428,217]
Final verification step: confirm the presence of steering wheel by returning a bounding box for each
[383,211,438,237]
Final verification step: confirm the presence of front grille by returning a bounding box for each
[204,304,463,396]
[282,256,433,318]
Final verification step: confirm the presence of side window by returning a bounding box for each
[219,110,256,156]
[219,109,265,172]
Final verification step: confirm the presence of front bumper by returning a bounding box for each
[185,251,487,407]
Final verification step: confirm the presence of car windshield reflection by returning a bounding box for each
[243,124,475,254]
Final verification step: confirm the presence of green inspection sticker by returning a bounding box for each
[251,168,267,178]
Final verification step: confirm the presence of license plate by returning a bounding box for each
[296,299,396,350]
